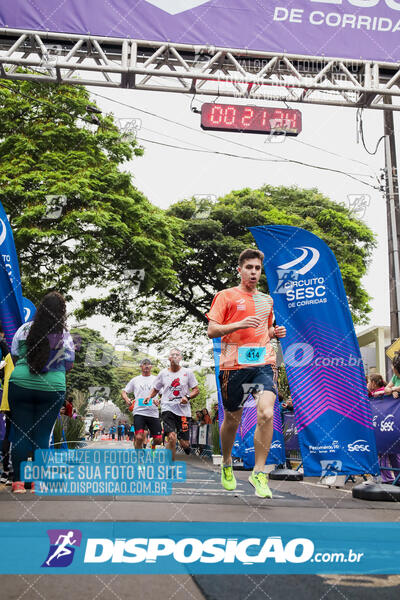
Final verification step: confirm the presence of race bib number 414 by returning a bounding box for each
[238,347,266,365]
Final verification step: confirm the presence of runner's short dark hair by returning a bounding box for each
[238,248,264,267]
[140,358,152,366]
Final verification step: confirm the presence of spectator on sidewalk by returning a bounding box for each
[8,291,74,493]
[202,408,212,425]
[377,357,400,483]
[211,403,219,424]
[195,410,204,424]
[384,354,400,398]
[92,418,100,440]
[367,374,387,397]
[88,418,94,440]
[279,395,294,418]
[278,393,294,470]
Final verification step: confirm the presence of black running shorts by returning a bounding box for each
[162,411,191,441]
[219,364,277,413]
[133,414,162,438]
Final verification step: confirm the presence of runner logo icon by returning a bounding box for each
[277,247,320,276]
[42,529,82,568]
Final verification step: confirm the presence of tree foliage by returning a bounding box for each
[0,79,182,318]
[132,185,375,349]
[67,327,119,405]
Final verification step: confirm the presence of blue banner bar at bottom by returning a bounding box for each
[0,522,398,574]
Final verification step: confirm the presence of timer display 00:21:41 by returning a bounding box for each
[201,103,302,135]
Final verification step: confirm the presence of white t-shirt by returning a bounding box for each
[153,367,198,418]
[124,374,158,418]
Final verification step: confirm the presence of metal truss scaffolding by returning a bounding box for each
[1,28,400,110]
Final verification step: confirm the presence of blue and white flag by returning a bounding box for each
[250,225,379,476]
[0,203,24,346]
[23,296,36,322]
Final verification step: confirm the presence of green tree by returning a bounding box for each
[189,369,209,415]
[278,365,291,401]
[0,79,182,319]
[132,186,375,348]
[67,327,119,414]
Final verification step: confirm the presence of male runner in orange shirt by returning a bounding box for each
[206,248,286,498]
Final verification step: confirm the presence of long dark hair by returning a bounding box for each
[26,291,67,374]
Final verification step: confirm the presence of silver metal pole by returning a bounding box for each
[384,97,400,340]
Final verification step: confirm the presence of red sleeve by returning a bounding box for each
[206,291,229,324]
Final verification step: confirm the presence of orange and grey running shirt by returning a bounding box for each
[206,287,275,370]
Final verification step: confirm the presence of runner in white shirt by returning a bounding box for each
[145,348,199,461]
[121,358,162,449]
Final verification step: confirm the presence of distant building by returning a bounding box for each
[357,326,391,379]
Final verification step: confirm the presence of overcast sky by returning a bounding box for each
[77,85,392,343]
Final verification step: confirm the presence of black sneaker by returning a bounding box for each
[0,472,9,484]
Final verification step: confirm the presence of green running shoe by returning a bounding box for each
[221,465,237,491]
[249,471,272,498]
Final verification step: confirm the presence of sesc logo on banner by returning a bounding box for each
[347,440,370,452]
[275,246,327,310]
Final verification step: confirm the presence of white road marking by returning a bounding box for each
[301,481,352,493]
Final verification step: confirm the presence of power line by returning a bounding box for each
[137,136,378,189]
[0,82,378,188]
[187,93,372,169]
[90,90,378,187]
[139,124,376,186]
[357,108,386,156]
[289,137,372,168]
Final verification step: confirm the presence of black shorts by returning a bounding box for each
[133,415,162,438]
[162,411,191,441]
[219,364,277,413]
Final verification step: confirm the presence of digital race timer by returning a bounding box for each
[201,103,302,136]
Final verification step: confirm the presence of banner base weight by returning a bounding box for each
[352,482,400,502]
[269,468,303,481]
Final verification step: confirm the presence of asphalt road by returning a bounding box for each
[0,440,399,599]
[88,400,125,429]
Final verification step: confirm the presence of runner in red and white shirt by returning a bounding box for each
[121,358,162,449]
[145,348,199,461]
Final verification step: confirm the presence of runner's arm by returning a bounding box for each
[144,387,160,403]
[181,386,200,404]
[207,316,262,338]
[268,325,287,339]
[384,380,398,394]
[121,390,131,405]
